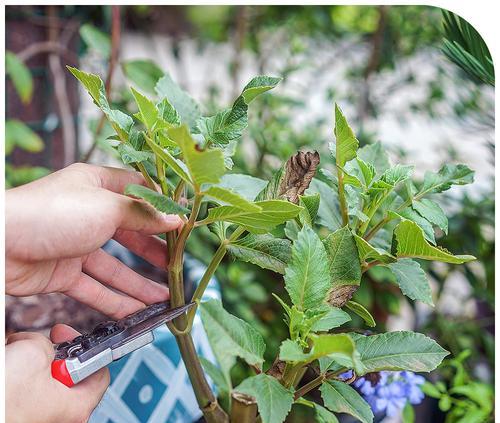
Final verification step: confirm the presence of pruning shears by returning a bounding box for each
[51,301,194,387]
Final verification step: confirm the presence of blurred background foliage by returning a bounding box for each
[5,5,494,422]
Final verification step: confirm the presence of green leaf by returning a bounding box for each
[235,374,294,423]
[5,119,44,154]
[334,104,359,167]
[167,125,225,187]
[130,87,159,130]
[379,164,414,186]
[315,404,340,423]
[345,301,376,327]
[354,234,396,263]
[402,402,415,423]
[299,193,320,226]
[122,59,164,93]
[199,356,230,395]
[204,186,261,211]
[357,141,391,175]
[142,134,191,183]
[323,226,362,288]
[306,179,342,231]
[157,97,181,126]
[320,380,374,423]
[350,331,449,374]
[124,184,189,214]
[395,208,436,244]
[393,220,476,263]
[67,66,133,140]
[198,76,281,146]
[279,334,362,372]
[155,73,201,129]
[421,382,443,399]
[419,164,474,195]
[387,258,434,306]
[199,299,265,373]
[116,143,153,164]
[6,51,33,103]
[217,174,267,201]
[227,234,292,275]
[311,307,351,332]
[285,226,331,311]
[80,24,111,58]
[413,199,448,234]
[449,383,493,409]
[6,165,51,187]
[204,200,302,234]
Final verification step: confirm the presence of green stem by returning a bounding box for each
[358,190,391,236]
[186,226,246,324]
[294,374,325,400]
[363,195,413,241]
[136,162,156,190]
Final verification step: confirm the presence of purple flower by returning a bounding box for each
[353,371,426,417]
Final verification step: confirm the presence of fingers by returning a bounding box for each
[113,229,169,269]
[6,331,54,363]
[70,163,147,194]
[64,273,146,319]
[70,367,110,416]
[114,193,183,235]
[82,249,169,304]
[50,324,80,344]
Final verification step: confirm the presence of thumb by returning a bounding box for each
[114,193,183,235]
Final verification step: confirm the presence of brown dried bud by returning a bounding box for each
[279,151,320,204]
[327,285,358,307]
[266,357,286,380]
[364,372,381,386]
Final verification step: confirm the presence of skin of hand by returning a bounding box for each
[6,324,109,423]
[5,163,183,319]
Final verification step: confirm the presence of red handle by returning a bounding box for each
[51,359,74,387]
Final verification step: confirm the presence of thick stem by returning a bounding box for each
[230,392,257,423]
[337,171,349,227]
[294,374,325,400]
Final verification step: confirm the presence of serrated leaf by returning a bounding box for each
[357,141,391,175]
[67,66,133,140]
[157,97,181,126]
[387,258,434,306]
[5,119,44,154]
[124,184,189,214]
[345,301,376,327]
[323,226,362,288]
[395,208,436,244]
[200,299,265,376]
[315,404,340,423]
[413,199,448,234]
[285,226,331,311]
[235,374,293,423]
[311,307,351,332]
[299,194,320,226]
[227,234,291,274]
[116,143,153,164]
[80,24,111,58]
[122,59,164,93]
[279,334,362,372]
[155,73,201,129]
[204,200,302,234]
[354,234,396,263]
[167,125,225,187]
[130,87,159,130]
[306,179,342,231]
[204,186,261,211]
[419,164,474,195]
[393,219,475,263]
[217,174,267,201]
[6,51,33,104]
[198,76,281,146]
[350,331,449,374]
[379,164,414,186]
[334,104,359,167]
[320,380,374,423]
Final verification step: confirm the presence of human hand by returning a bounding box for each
[6,324,109,423]
[6,163,182,318]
